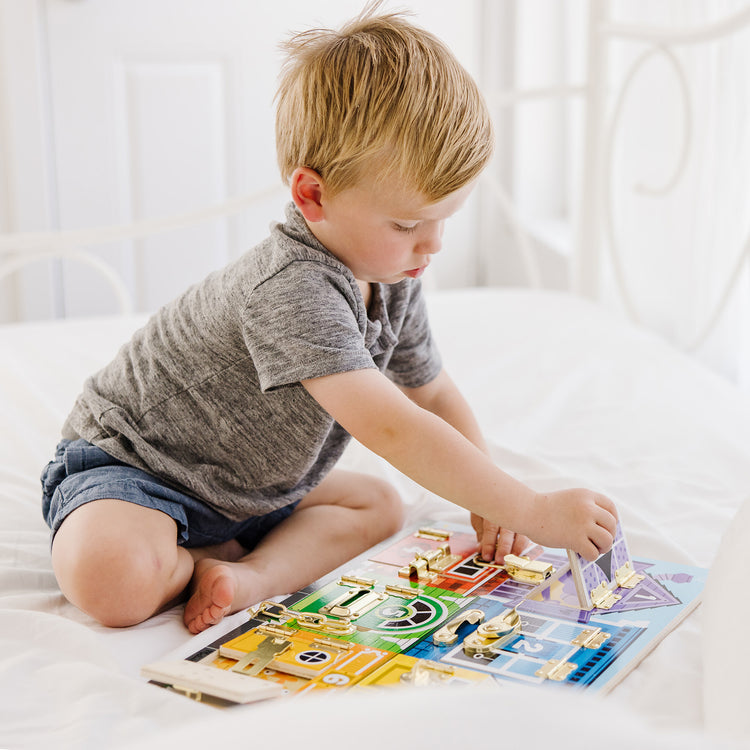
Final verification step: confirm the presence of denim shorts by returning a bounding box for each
[41,439,300,549]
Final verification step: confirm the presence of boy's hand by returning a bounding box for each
[523,489,618,562]
[470,512,530,563]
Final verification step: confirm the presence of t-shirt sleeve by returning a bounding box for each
[243,261,376,391]
[386,281,442,389]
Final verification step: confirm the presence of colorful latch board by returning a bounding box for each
[143,521,706,703]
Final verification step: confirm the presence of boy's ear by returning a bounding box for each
[291,167,326,223]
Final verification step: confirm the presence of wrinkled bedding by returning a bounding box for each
[1,288,748,749]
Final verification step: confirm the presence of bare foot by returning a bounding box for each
[188,538,247,564]
[183,560,238,634]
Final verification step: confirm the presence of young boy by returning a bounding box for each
[41,6,617,635]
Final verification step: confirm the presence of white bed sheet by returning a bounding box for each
[1,288,749,749]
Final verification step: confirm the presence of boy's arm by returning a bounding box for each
[400,369,529,562]
[302,367,616,561]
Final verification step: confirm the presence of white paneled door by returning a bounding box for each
[1,0,482,320]
[42,0,292,317]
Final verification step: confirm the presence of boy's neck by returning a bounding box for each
[357,280,372,310]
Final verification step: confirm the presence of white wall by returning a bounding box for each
[0,1,52,319]
[0,0,484,321]
[2,0,749,392]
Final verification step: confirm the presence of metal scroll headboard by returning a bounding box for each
[1,1,749,369]
[582,2,750,355]
[0,185,286,317]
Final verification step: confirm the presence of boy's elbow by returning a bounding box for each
[353,420,405,461]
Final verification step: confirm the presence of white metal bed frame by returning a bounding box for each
[585,2,750,354]
[1,1,748,359]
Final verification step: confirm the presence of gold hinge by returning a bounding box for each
[339,575,376,589]
[572,627,611,650]
[256,623,296,639]
[535,659,576,682]
[614,560,645,589]
[590,581,622,610]
[252,601,356,636]
[310,636,353,653]
[400,659,455,686]
[384,582,419,599]
[416,527,451,541]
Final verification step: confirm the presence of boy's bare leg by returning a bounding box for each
[183,469,404,634]
[50,470,402,630]
[51,499,250,627]
[51,498,198,627]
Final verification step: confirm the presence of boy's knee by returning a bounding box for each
[50,499,188,627]
[361,478,404,540]
[52,531,174,627]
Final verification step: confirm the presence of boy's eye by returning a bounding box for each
[393,223,418,234]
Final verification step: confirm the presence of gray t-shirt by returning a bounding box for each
[62,204,442,521]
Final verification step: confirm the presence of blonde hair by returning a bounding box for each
[275,3,494,201]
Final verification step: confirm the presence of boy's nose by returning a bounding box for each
[417,223,443,255]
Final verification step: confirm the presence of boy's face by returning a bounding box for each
[308,176,474,285]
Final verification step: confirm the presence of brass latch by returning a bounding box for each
[230,633,292,676]
[399,542,461,581]
[503,554,554,584]
[432,609,485,646]
[250,600,290,623]
[471,554,503,569]
[292,610,357,636]
[319,586,387,619]
[462,608,521,657]
[249,600,356,636]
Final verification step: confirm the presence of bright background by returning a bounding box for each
[1,0,749,391]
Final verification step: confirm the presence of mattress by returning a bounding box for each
[1,288,748,749]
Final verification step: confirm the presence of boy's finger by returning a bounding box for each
[590,524,615,555]
[510,533,530,556]
[480,522,500,560]
[494,527,515,562]
[595,503,618,537]
[597,493,619,521]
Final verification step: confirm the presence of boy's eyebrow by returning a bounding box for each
[386,181,475,223]
[393,206,450,222]
[394,206,459,223]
